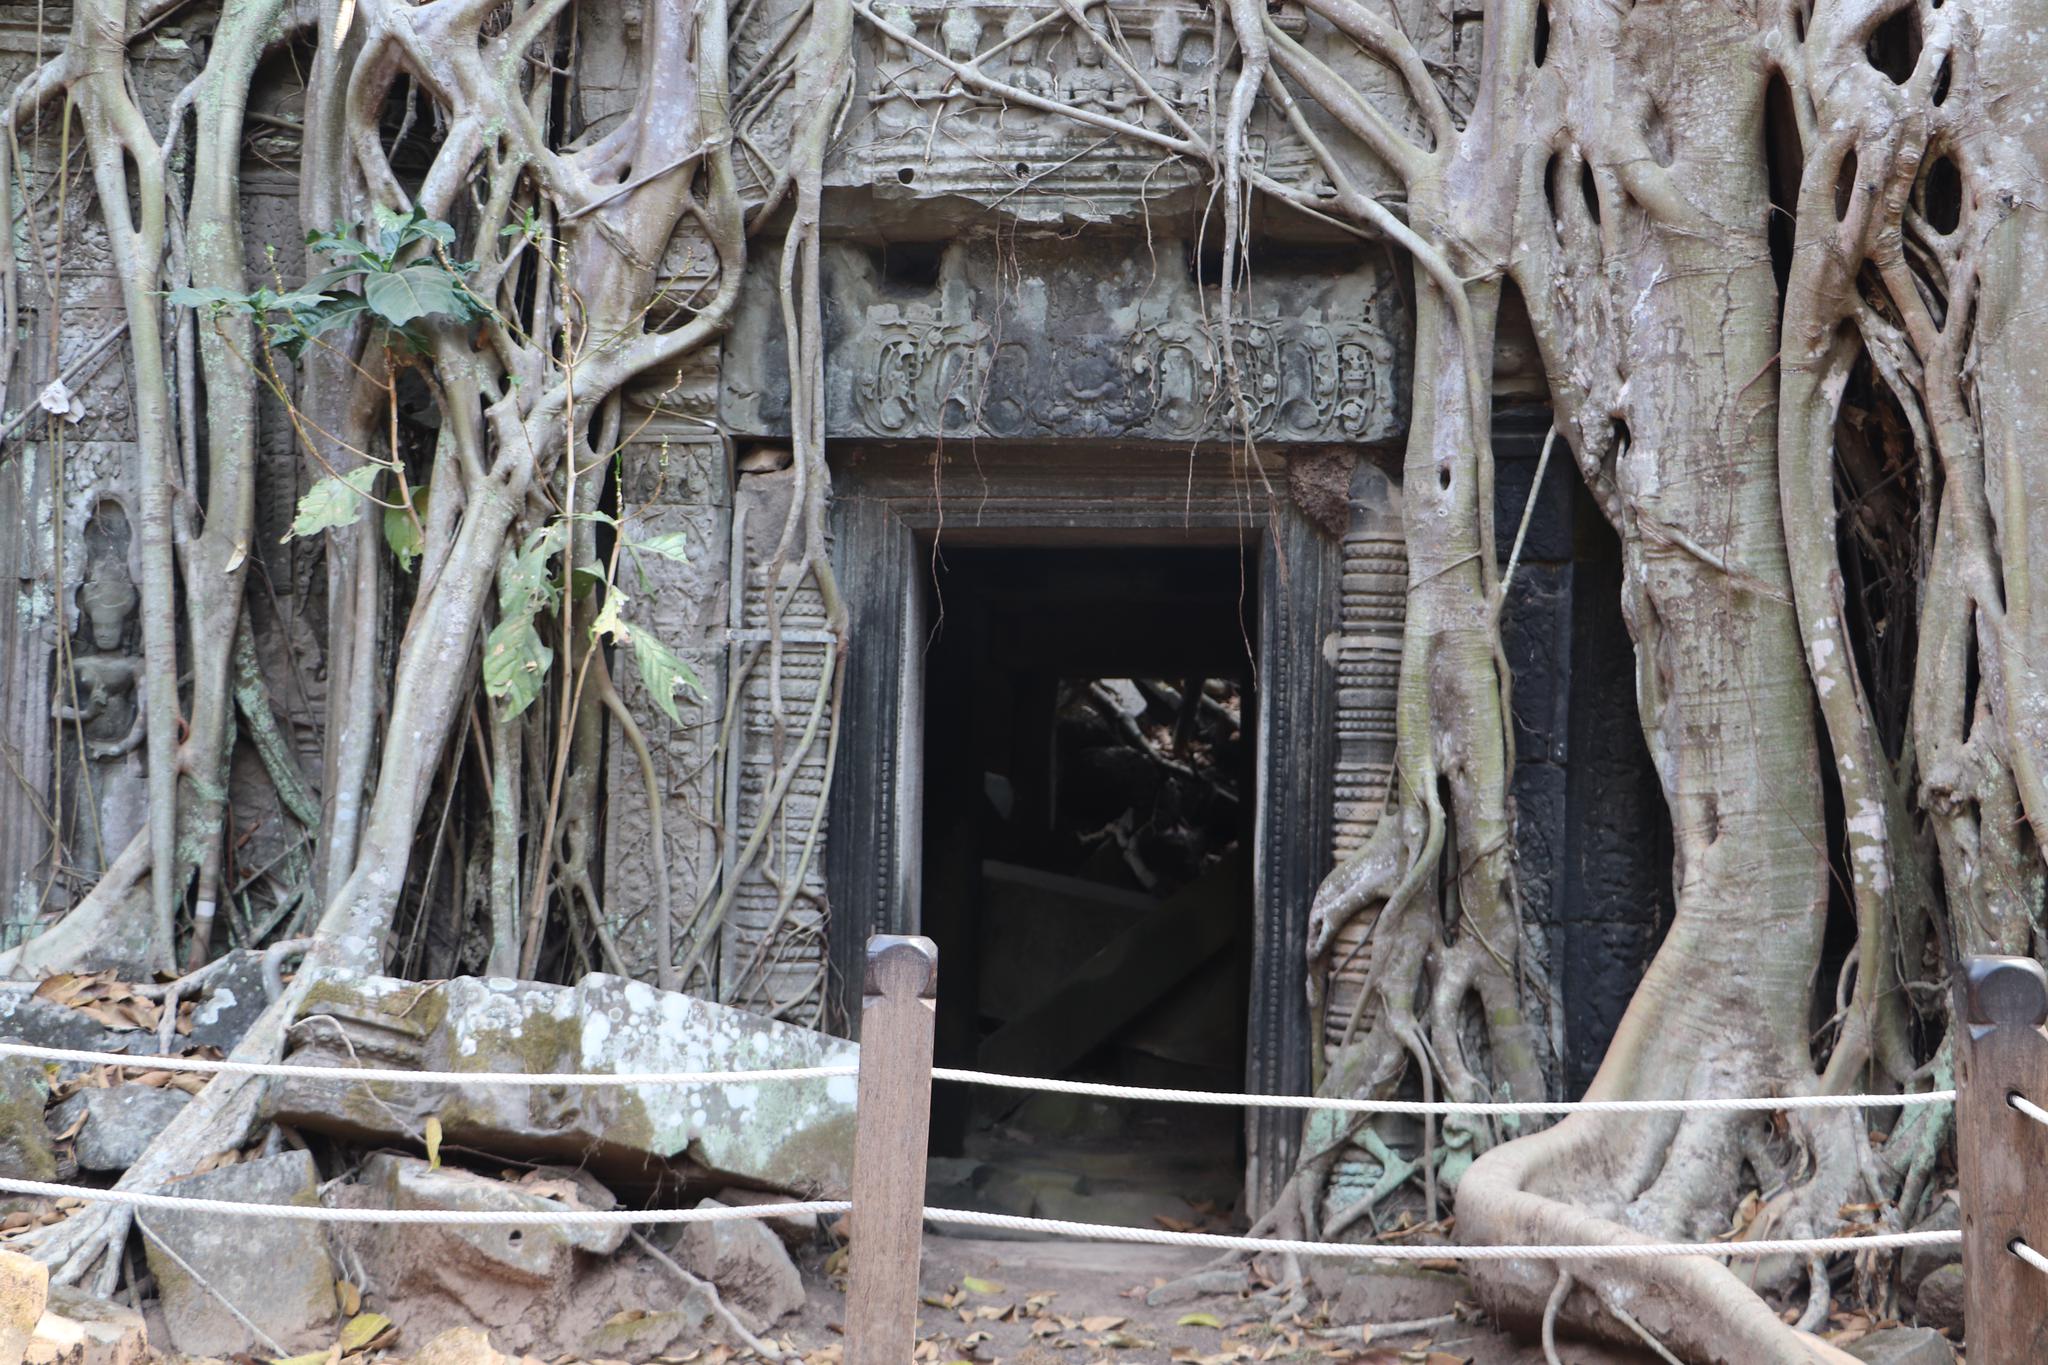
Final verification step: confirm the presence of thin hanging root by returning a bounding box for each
[1540,1271,1572,1365]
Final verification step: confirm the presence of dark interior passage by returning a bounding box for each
[917,545,1258,1227]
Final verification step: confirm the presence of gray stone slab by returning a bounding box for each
[47,1086,188,1172]
[270,972,858,1194]
[1847,1326,1958,1365]
[139,1149,337,1357]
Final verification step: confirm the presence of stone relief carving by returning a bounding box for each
[848,2,1320,213]
[719,236,1407,443]
[52,501,148,889]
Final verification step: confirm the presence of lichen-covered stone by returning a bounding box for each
[269,973,858,1194]
[0,996,134,1061]
[181,950,272,1052]
[48,1085,188,1172]
[140,1149,337,1357]
[0,1057,55,1181]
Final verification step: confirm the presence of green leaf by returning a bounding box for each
[960,1277,1003,1295]
[588,591,629,644]
[305,264,366,292]
[305,227,378,264]
[167,285,254,313]
[274,295,371,359]
[630,531,691,563]
[408,214,458,249]
[630,626,701,725]
[498,523,564,618]
[363,264,471,326]
[371,203,412,256]
[285,465,380,541]
[1175,1312,1223,1329]
[482,615,553,719]
[382,486,428,572]
[250,288,333,313]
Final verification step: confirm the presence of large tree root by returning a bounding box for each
[1456,1116,1865,1365]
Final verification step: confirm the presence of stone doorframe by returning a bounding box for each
[823,441,1339,1215]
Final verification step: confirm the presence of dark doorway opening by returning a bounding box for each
[918,544,1258,1227]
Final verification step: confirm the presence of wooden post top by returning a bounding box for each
[864,934,938,1000]
[1963,956,2048,1033]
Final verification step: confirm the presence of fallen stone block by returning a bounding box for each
[24,1288,149,1365]
[0,1058,56,1181]
[180,951,274,1054]
[269,972,858,1193]
[139,1149,337,1358]
[575,1301,715,1360]
[0,995,134,1058]
[47,1087,189,1173]
[329,1154,626,1293]
[672,1199,805,1325]
[708,1185,822,1248]
[1846,1325,1958,1365]
[0,1248,49,1365]
[1911,1261,1964,1334]
[1898,1196,1959,1301]
[326,1157,728,1358]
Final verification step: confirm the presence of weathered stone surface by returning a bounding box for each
[602,434,729,990]
[1911,1262,1964,1335]
[0,1057,55,1180]
[140,1150,337,1357]
[270,973,858,1193]
[0,996,134,1059]
[24,1288,149,1365]
[332,1154,626,1291]
[0,1248,49,1365]
[326,1158,729,1358]
[182,951,273,1053]
[673,1200,804,1325]
[574,1299,716,1360]
[724,238,1407,446]
[708,1185,823,1248]
[400,1327,512,1365]
[48,1086,188,1172]
[1846,1326,1958,1365]
[1899,1197,1961,1301]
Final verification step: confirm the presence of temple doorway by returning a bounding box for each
[914,545,1257,1227]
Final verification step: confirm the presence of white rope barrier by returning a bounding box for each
[0,1178,849,1226]
[2012,1239,2048,1278]
[918,1207,1962,1262]
[0,1042,1953,1118]
[0,1041,857,1088]
[929,1066,1953,1116]
[2010,1090,2048,1132]
[0,1177,1959,1264]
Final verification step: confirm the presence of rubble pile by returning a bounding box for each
[0,968,854,1362]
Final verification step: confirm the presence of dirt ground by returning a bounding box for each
[761,1234,1662,1364]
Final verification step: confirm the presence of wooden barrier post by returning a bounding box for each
[1957,954,2048,1360]
[845,934,938,1365]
